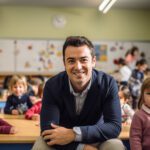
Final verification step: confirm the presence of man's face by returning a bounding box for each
[64,45,96,92]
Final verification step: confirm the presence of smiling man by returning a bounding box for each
[32,36,125,150]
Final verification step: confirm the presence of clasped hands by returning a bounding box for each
[42,123,75,146]
[42,123,98,150]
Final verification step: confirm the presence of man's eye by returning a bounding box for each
[81,59,88,63]
[68,60,74,64]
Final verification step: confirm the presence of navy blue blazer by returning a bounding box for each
[40,69,121,150]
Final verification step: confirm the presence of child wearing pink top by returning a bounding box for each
[0,118,17,134]
[25,83,44,121]
[130,77,150,150]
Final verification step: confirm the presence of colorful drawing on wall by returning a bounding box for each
[110,42,125,51]
[38,49,53,71]
[94,44,107,61]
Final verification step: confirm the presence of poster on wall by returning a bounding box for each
[94,43,108,62]
[15,39,65,74]
[15,40,47,72]
[46,40,64,73]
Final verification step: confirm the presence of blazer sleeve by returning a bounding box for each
[80,78,122,143]
[40,81,79,150]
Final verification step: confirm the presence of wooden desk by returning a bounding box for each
[0,114,130,142]
[0,114,40,143]
[0,114,130,149]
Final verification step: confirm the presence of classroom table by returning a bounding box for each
[0,114,131,150]
[0,114,40,150]
[119,124,130,140]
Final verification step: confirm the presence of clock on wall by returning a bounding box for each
[52,15,67,28]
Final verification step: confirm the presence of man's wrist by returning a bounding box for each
[73,127,82,141]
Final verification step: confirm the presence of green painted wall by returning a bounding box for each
[0,6,150,40]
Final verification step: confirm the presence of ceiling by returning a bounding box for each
[0,0,150,9]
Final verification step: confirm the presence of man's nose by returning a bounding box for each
[75,61,82,69]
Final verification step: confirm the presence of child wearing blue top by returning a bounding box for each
[4,75,33,115]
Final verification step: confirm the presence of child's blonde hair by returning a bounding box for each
[138,77,150,109]
[8,75,28,94]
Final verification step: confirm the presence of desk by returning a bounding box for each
[119,124,130,140]
[119,124,130,150]
[0,114,40,143]
[0,114,130,149]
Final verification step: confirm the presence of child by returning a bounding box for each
[130,77,150,150]
[125,46,140,70]
[114,58,132,85]
[118,85,134,124]
[4,75,33,115]
[28,78,43,104]
[25,83,44,121]
[144,68,150,80]
[0,118,17,134]
[129,59,148,109]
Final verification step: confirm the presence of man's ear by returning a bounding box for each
[92,56,96,68]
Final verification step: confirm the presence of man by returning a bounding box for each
[32,36,125,150]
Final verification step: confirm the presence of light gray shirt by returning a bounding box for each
[69,79,91,150]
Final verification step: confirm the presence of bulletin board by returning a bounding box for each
[0,39,149,74]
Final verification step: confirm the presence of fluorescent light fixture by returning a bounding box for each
[99,0,117,14]
[99,0,111,11]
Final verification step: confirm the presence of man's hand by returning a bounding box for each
[42,123,76,146]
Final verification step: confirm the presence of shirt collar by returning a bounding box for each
[69,79,91,97]
[142,104,150,114]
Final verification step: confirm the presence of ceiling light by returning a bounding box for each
[99,0,117,14]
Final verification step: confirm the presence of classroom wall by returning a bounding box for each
[0,6,150,41]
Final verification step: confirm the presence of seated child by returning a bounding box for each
[25,83,44,121]
[4,75,33,115]
[0,118,17,134]
[28,78,43,104]
[118,85,134,124]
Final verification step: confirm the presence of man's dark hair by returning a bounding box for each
[62,36,95,61]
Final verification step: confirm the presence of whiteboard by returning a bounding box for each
[0,39,149,74]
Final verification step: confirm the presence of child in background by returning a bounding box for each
[118,85,134,124]
[4,75,33,115]
[125,46,140,70]
[114,58,131,85]
[129,59,148,109]
[130,77,150,150]
[25,83,44,121]
[144,68,150,80]
[28,78,43,104]
[0,118,17,134]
